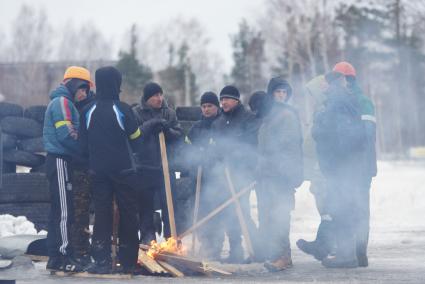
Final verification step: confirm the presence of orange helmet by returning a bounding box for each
[333,61,356,77]
[63,66,94,87]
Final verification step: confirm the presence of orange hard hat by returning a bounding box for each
[333,61,356,77]
[63,66,94,87]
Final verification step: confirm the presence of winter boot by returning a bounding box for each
[264,255,293,272]
[322,235,358,269]
[46,256,63,271]
[356,243,369,267]
[47,255,86,272]
[296,239,329,261]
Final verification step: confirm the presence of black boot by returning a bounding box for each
[46,256,63,271]
[322,236,358,269]
[296,239,328,261]
[46,255,86,272]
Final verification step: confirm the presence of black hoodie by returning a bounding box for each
[79,66,142,174]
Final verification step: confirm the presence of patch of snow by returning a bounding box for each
[0,215,46,237]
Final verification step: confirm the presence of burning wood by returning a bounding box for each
[137,238,231,277]
[146,237,186,258]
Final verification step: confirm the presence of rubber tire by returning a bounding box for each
[30,163,46,173]
[2,162,16,173]
[0,203,50,230]
[2,133,17,150]
[24,105,47,124]
[0,102,23,118]
[0,173,49,203]
[1,116,43,138]
[3,149,45,167]
[176,106,201,121]
[18,137,45,153]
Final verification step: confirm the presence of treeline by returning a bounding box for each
[0,0,424,156]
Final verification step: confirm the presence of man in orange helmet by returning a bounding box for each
[43,66,93,272]
[333,61,377,267]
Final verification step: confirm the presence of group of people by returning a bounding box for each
[42,60,376,274]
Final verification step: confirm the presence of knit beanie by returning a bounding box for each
[219,85,240,101]
[143,82,163,102]
[200,91,219,107]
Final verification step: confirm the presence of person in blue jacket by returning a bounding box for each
[43,66,93,272]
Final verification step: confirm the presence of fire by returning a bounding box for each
[146,237,185,258]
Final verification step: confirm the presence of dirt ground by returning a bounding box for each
[2,161,425,283]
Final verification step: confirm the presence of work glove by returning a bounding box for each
[141,118,166,135]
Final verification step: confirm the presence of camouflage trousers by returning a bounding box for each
[71,170,92,257]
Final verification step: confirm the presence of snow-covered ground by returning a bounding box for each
[1,160,424,283]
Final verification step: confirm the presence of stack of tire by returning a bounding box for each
[174,107,201,233]
[0,102,49,230]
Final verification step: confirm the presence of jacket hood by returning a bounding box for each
[267,76,293,100]
[50,85,74,101]
[95,66,122,100]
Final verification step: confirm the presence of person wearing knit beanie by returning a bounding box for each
[201,91,220,108]
[219,85,241,113]
[143,82,163,104]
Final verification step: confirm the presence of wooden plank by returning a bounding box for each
[224,167,255,259]
[156,252,208,275]
[157,260,185,277]
[159,131,177,238]
[50,271,132,279]
[179,182,256,239]
[202,263,232,276]
[137,249,168,274]
[191,166,202,253]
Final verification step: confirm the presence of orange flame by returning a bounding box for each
[146,237,185,259]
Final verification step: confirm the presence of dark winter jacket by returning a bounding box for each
[350,82,377,178]
[131,98,183,185]
[79,67,142,174]
[43,85,80,157]
[73,91,96,171]
[257,103,304,189]
[211,103,257,180]
[186,113,220,168]
[312,84,366,177]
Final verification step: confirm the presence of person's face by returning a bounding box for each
[146,93,163,109]
[220,97,239,113]
[201,103,218,118]
[273,89,288,103]
[74,85,89,102]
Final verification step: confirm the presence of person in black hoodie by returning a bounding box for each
[79,66,142,274]
[211,85,258,263]
[131,82,183,243]
[186,92,223,259]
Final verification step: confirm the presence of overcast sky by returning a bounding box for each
[0,0,265,70]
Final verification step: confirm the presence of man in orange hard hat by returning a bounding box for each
[43,66,93,272]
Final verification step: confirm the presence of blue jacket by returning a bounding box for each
[43,85,80,156]
[312,84,366,177]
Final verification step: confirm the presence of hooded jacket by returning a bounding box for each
[257,102,304,188]
[43,85,80,157]
[79,66,142,174]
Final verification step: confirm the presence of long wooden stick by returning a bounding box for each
[159,131,177,238]
[191,166,202,252]
[179,182,255,239]
[224,167,255,258]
